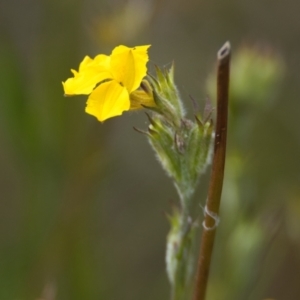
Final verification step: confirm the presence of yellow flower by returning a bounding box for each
[63,45,153,122]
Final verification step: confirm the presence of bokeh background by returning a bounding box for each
[1,0,300,299]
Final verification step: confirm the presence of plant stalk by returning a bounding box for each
[193,42,231,300]
[171,191,194,300]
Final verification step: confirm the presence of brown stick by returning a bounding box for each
[193,42,231,300]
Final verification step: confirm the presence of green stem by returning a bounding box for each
[171,191,194,300]
[193,42,231,300]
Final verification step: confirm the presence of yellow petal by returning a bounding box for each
[62,55,112,95]
[129,89,156,110]
[85,80,130,122]
[79,55,110,72]
[93,54,111,69]
[78,55,95,71]
[110,45,150,93]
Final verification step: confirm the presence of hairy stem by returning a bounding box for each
[171,198,191,300]
[193,42,231,300]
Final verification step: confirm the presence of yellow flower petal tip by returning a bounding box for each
[62,45,152,122]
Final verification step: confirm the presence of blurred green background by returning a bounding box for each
[1,0,300,299]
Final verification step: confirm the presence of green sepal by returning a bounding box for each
[148,117,182,182]
[146,65,185,127]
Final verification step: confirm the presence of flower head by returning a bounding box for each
[63,45,153,122]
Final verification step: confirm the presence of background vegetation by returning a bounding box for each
[0,0,300,299]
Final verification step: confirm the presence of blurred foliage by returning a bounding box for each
[0,0,300,300]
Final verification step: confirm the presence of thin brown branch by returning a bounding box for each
[193,42,231,300]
